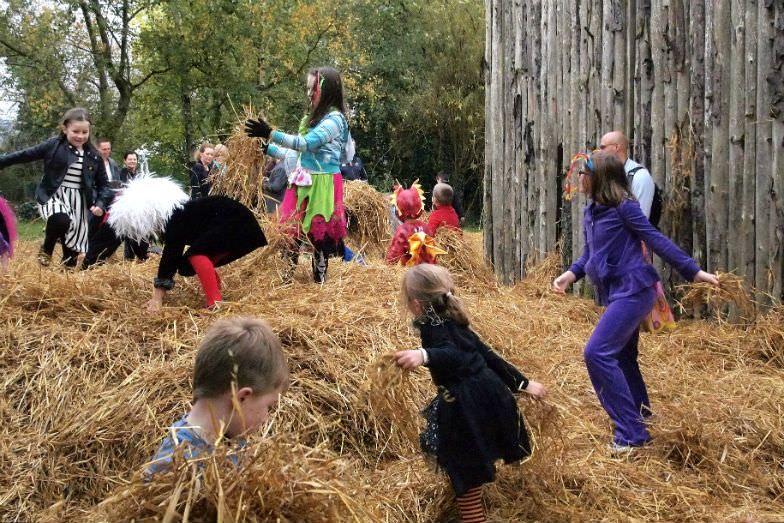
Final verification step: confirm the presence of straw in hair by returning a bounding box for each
[193,317,288,401]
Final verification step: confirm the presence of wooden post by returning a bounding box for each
[650,0,666,192]
[710,0,731,273]
[755,0,773,300]
[774,2,784,301]
[728,0,746,275]
[742,0,758,288]
[689,0,708,269]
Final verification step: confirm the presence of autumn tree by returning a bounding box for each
[0,0,166,141]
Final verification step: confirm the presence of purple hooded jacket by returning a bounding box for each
[568,198,699,306]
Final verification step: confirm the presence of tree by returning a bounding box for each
[0,0,166,142]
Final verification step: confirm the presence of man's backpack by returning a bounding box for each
[627,166,664,228]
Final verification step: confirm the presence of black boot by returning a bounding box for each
[37,243,52,266]
[311,249,328,283]
[61,245,80,268]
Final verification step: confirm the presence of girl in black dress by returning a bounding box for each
[394,264,546,523]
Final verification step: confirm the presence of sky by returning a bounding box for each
[0,59,18,121]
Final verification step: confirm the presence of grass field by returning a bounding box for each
[15,219,44,242]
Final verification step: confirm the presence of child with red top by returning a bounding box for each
[386,181,443,266]
[427,183,461,234]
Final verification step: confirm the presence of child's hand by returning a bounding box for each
[394,349,424,370]
[90,206,104,217]
[693,270,719,285]
[553,271,576,295]
[524,381,547,400]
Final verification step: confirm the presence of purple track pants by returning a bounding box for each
[584,285,657,446]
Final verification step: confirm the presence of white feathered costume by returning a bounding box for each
[107,174,189,243]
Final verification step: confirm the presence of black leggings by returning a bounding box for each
[42,213,79,266]
[42,213,70,254]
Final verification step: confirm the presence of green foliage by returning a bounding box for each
[15,201,39,222]
[15,216,45,241]
[0,0,486,218]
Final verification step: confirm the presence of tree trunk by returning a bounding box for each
[181,79,195,162]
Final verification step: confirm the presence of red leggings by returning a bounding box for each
[188,253,227,307]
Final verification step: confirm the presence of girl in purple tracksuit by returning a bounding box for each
[553,151,718,451]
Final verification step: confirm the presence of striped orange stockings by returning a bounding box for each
[456,486,486,523]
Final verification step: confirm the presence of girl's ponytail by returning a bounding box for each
[402,264,470,326]
[444,291,470,326]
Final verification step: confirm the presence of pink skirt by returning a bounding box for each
[278,173,346,251]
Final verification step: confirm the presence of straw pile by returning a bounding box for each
[433,226,497,286]
[343,180,392,259]
[1,234,783,522]
[209,107,267,211]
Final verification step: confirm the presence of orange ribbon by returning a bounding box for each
[404,231,446,266]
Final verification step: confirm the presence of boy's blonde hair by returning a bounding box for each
[193,318,288,401]
[433,183,454,206]
[214,143,228,160]
[402,264,470,326]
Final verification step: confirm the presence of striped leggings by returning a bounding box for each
[456,486,486,523]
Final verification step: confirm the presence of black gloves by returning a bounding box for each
[245,116,272,139]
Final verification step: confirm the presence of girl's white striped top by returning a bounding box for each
[61,149,84,189]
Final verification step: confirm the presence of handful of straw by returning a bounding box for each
[362,354,422,446]
[678,272,757,322]
[209,106,268,210]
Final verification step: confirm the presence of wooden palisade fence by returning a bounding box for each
[483,0,784,303]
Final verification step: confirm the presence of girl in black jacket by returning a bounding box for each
[394,264,547,523]
[0,108,111,266]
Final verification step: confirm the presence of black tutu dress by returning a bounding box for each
[416,316,531,496]
[154,196,267,288]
